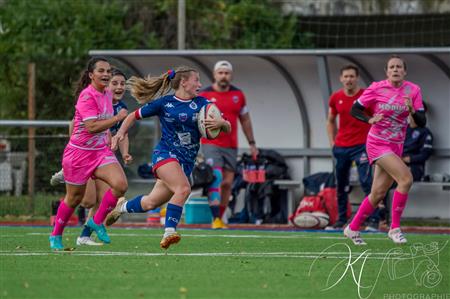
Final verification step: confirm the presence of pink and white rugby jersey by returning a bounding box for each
[69,84,114,150]
[357,80,424,144]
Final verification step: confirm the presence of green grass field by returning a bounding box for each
[1,226,449,299]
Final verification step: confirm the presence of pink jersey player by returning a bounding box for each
[49,57,128,250]
[358,79,424,164]
[68,84,114,150]
[63,85,117,185]
[344,55,426,246]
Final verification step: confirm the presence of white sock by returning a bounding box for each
[120,202,128,213]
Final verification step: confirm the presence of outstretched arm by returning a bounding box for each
[85,109,128,134]
[118,134,133,164]
[111,112,137,151]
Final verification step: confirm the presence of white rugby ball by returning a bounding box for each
[198,103,222,139]
[292,212,320,228]
[311,211,330,228]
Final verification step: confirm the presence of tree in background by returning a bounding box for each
[0,0,145,120]
[0,0,312,120]
[0,0,146,194]
[124,0,312,49]
[0,0,312,195]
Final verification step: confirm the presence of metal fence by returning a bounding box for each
[0,120,156,215]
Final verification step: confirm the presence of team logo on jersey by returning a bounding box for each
[189,101,197,110]
[165,103,175,108]
[232,95,239,103]
[211,97,217,102]
[378,102,407,112]
[179,113,188,122]
[412,130,420,139]
[177,132,192,145]
[404,85,411,95]
[339,100,343,105]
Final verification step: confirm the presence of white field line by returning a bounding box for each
[22,232,390,241]
[0,249,394,256]
[0,250,410,260]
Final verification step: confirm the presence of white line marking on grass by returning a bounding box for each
[24,232,389,240]
[0,250,410,260]
[0,250,391,255]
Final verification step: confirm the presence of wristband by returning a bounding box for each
[248,140,256,145]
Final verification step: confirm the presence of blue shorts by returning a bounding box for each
[151,148,194,178]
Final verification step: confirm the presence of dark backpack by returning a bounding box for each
[137,163,155,179]
[192,162,214,189]
[241,149,290,180]
[302,172,335,195]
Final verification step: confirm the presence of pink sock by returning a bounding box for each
[93,189,118,225]
[349,197,375,231]
[391,190,408,229]
[51,200,74,236]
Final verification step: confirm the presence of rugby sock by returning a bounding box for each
[165,203,183,229]
[93,189,118,225]
[391,190,408,229]
[219,206,226,218]
[210,205,220,218]
[80,225,93,238]
[208,167,222,218]
[51,200,74,236]
[124,195,145,213]
[349,197,375,231]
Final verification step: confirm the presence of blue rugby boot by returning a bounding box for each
[49,235,64,250]
[86,218,111,244]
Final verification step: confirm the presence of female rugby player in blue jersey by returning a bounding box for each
[109,66,231,249]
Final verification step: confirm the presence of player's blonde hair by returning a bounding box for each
[127,66,198,104]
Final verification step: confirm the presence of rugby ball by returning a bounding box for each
[198,103,222,139]
[292,212,320,228]
[311,211,330,228]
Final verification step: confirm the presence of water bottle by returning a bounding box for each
[242,162,249,182]
[349,161,358,184]
[257,164,266,183]
[249,164,257,183]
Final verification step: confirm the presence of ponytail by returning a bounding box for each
[127,65,197,104]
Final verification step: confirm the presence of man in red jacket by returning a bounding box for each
[326,65,379,230]
[200,60,258,229]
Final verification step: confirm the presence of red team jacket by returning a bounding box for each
[329,88,371,147]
